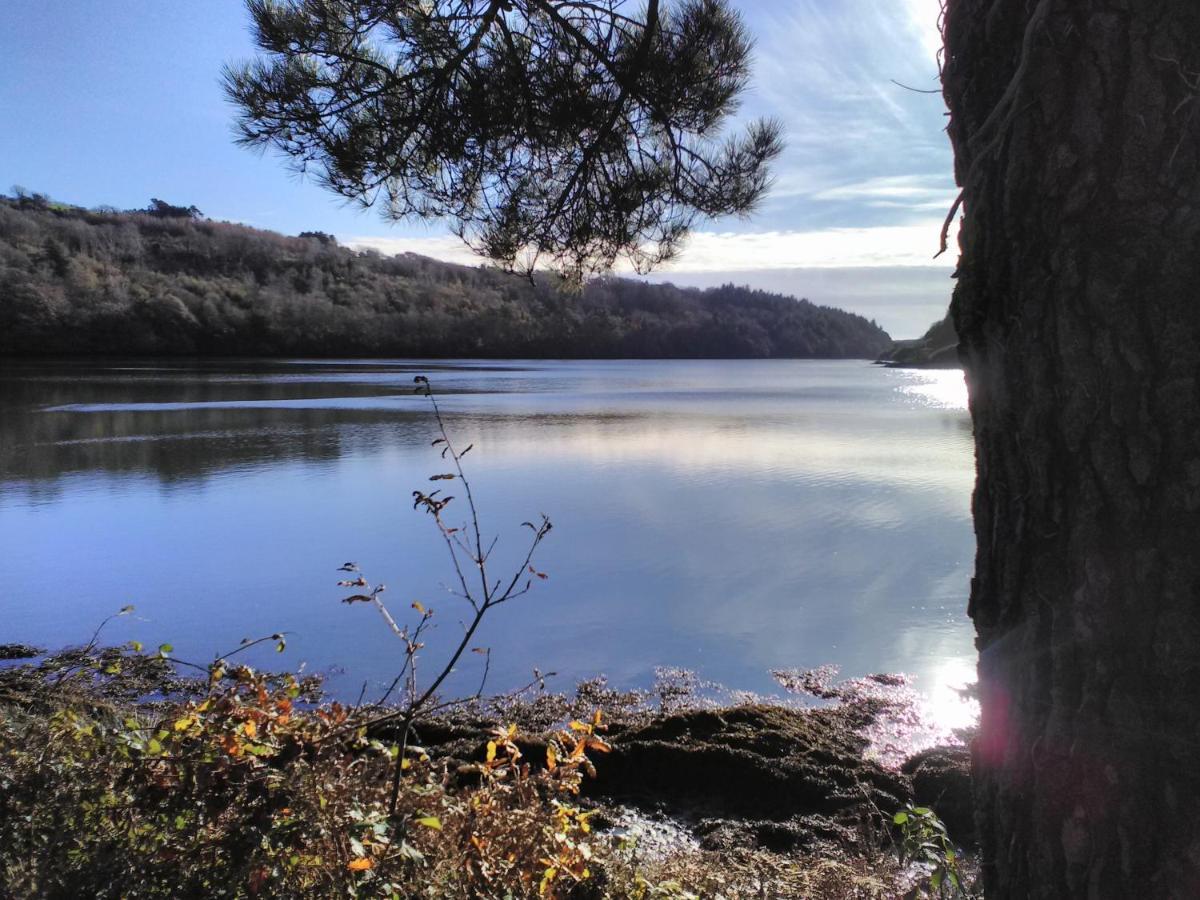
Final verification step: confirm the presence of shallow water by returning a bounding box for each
[0,359,977,729]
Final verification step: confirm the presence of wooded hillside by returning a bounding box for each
[0,195,890,358]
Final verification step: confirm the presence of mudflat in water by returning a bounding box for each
[0,359,976,728]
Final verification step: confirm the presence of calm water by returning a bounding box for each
[0,359,977,726]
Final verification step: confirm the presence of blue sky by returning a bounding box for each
[1,0,955,337]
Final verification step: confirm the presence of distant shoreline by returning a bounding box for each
[0,195,893,361]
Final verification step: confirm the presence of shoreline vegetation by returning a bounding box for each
[874,313,960,370]
[0,640,975,898]
[0,192,891,361]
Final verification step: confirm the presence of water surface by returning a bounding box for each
[0,359,976,727]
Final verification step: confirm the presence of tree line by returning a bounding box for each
[0,194,890,359]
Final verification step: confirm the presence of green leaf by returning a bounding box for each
[130,640,143,652]
[158,643,173,657]
[147,738,163,755]
[893,812,908,825]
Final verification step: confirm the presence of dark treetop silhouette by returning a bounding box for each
[224,0,782,282]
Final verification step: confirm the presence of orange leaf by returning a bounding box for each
[243,720,257,739]
[347,858,373,871]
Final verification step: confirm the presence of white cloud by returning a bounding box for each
[811,174,954,205]
[343,235,483,266]
[903,0,947,63]
[659,223,954,271]
[343,218,958,274]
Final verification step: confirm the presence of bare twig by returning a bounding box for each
[326,375,553,824]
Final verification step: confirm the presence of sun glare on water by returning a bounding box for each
[922,656,980,735]
[896,369,969,411]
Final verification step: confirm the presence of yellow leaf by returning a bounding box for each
[546,744,557,772]
[173,717,194,732]
[243,720,257,739]
[401,757,412,770]
[415,816,442,830]
[347,858,373,871]
[486,741,497,763]
[412,601,425,614]
[568,720,589,732]
[592,710,603,727]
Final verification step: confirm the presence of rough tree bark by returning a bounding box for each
[942,1,1200,896]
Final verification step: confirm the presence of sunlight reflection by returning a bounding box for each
[896,369,968,410]
[922,656,979,734]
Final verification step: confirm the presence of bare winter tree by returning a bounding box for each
[224,0,781,281]
[943,0,1200,895]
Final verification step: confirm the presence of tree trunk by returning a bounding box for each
[942,1,1200,896]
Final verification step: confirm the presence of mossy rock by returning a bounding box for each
[901,744,974,843]
[585,704,910,823]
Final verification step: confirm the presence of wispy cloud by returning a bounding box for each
[344,218,956,273]
[812,174,952,203]
[731,0,950,233]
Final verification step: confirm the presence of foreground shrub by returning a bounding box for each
[0,649,609,899]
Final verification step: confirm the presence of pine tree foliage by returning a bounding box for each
[223,0,782,280]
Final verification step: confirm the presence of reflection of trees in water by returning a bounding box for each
[0,360,479,408]
[2,364,975,494]
[0,362,511,490]
[1,403,430,488]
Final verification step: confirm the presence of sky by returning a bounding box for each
[0,0,956,337]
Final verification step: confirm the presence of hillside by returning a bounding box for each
[876,311,959,368]
[0,195,890,359]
